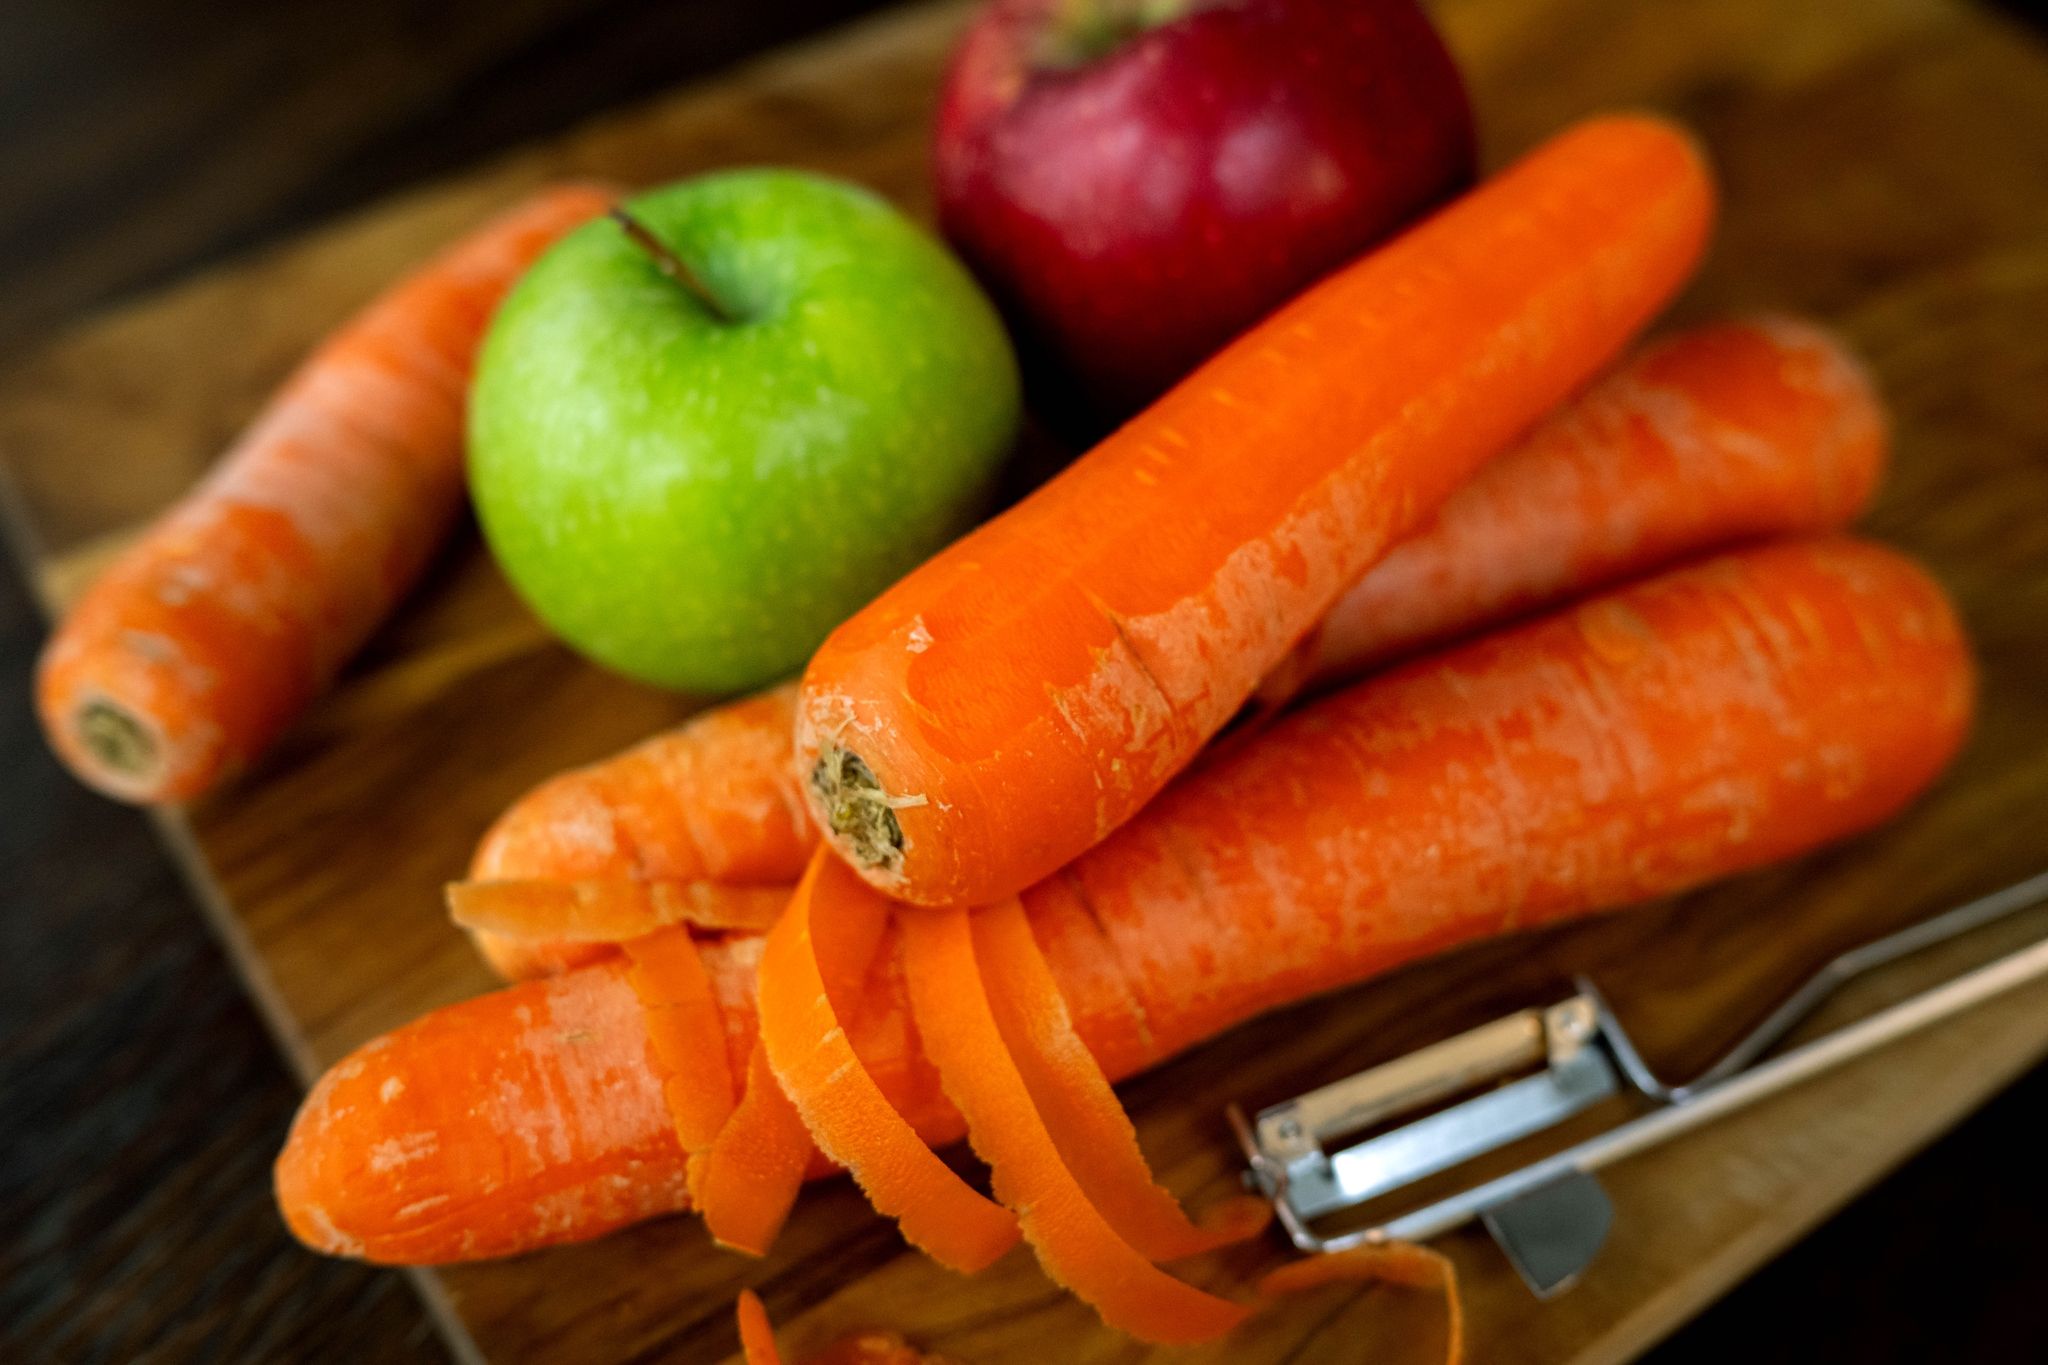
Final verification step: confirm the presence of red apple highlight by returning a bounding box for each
[935,0,1477,428]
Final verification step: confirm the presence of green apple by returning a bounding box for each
[469,169,1021,694]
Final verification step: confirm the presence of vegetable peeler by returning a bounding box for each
[1228,870,2048,1297]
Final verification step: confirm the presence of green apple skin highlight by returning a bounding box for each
[469,170,1022,694]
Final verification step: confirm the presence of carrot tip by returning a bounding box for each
[76,698,162,780]
[808,746,906,872]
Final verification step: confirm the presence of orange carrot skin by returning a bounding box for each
[900,907,1248,1343]
[449,879,793,943]
[795,114,1716,908]
[37,184,614,804]
[737,1289,783,1365]
[273,960,684,1263]
[756,851,1021,1273]
[281,537,1972,1263]
[1298,315,1885,688]
[1073,535,1971,1075]
[468,681,813,976]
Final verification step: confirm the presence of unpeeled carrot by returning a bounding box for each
[462,313,1881,981]
[278,537,1972,1263]
[36,184,614,804]
[1288,313,1886,692]
[795,114,1716,907]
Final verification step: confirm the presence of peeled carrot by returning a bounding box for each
[1290,313,1885,691]
[795,114,1716,907]
[467,680,811,977]
[463,313,1879,981]
[36,184,614,804]
[279,538,1972,1263]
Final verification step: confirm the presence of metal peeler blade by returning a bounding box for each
[1229,869,2048,1297]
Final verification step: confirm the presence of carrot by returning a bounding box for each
[795,113,1716,907]
[278,538,1973,1264]
[756,850,1020,1273]
[36,184,615,805]
[449,879,790,943]
[901,905,1250,1342]
[1286,313,1885,693]
[463,313,1878,981]
[467,680,812,978]
[273,958,687,1263]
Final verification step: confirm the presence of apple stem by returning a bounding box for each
[1040,0,1185,68]
[609,208,737,324]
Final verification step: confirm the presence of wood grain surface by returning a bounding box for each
[4,0,2048,1360]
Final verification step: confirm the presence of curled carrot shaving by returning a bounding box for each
[757,851,1019,1273]
[972,899,1270,1260]
[695,1040,817,1256]
[618,927,733,1153]
[1260,1244,1464,1365]
[900,906,1249,1344]
[448,878,790,942]
[736,1289,784,1365]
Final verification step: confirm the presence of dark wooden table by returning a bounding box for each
[4,2,2046,1360]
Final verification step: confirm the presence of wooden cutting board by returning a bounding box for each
[5,0,2048,1359]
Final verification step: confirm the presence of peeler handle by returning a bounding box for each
[1587,868,2048,1104]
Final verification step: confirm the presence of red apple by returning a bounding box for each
[935,0,1476,430]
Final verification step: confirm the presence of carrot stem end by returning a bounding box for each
[76,699,161,781]
[808,747,906,873]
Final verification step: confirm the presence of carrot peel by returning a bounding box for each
[901,905,1250,1344]
[619,927,733,1153]
[972,898,1269,1260]
[1260,1244,1464,1365]
[694,1039,818,1256]
[736,1288,784,1365]
[449,878,791,942]
[757,851,1019,1273]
